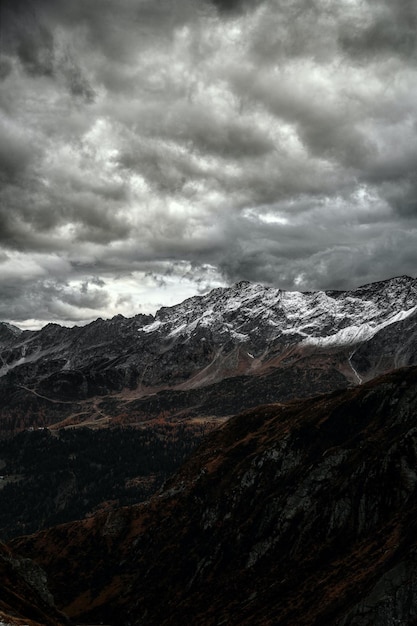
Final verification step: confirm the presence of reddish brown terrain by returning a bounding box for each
[11,365,417,625]
[0,542,68,626]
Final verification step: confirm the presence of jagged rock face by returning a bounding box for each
[0,542,68,626]
[12,366,417,626]
[1,276,417,432]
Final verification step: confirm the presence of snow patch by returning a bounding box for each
[141,320,162,333]
[230,330,249,342]
[302,306,417,348]
[168,323,190,337]
[349,351,363,384]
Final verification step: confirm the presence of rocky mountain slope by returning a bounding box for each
[12,365,417,626]
[0,542,68,626]
[1,275,417,433]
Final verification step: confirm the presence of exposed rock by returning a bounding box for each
[0,542,67,626]
[8,555,54,606]
[336,556,417,626]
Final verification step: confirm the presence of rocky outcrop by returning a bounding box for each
[336,557,417,626]
[11,365,417,625]
[0,542,68,626]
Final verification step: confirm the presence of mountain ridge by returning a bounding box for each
[1,275,417,433]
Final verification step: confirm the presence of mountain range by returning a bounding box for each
[1,275,417,434]
[2,275,417,625]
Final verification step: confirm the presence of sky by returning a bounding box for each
[0,0,416,328]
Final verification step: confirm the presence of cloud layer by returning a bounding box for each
[1,0,416,326]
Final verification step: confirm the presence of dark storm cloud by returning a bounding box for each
[0,0,96,102]
[35,0,206,63]
[0,0,416,325]
[209,0,265,14]
[339,0,417,60]
[16,22,54,76]
[217,218,416,292]
[0,275,111,323]
[381,182,417,218]
[0,56,12,80]
[57,51,96,102]
[1,1,54,75]
[0,120,36,182]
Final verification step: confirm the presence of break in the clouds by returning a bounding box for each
[0,0,416,327]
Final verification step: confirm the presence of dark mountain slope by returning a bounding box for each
[0,542,68,626]
[0,422,210,540]
[12,365,417,626]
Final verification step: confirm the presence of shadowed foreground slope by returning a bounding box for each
[12,366,417,625]
[0,542,68,626]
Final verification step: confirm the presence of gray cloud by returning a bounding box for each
[0,0,416,326]
[0,276,111,324]
[0,56,12,80]
[339,1,417,61]
[16,22,54,76]
[0,120,37,182]
[209,0,265,15]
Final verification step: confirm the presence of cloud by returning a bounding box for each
[338,1,417,61]
[209,0,265,15]
[16,22,54,77]
[0,0,416,326]
[0,115,37,182]
[0,56,13,80]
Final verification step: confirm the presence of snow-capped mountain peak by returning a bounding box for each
[0,276,417,433]
[138,275,417,352]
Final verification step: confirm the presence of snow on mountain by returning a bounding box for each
[0,275,416,434]
[303,306,417,348]
[1,276,417,379]
[136,275,417,352]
